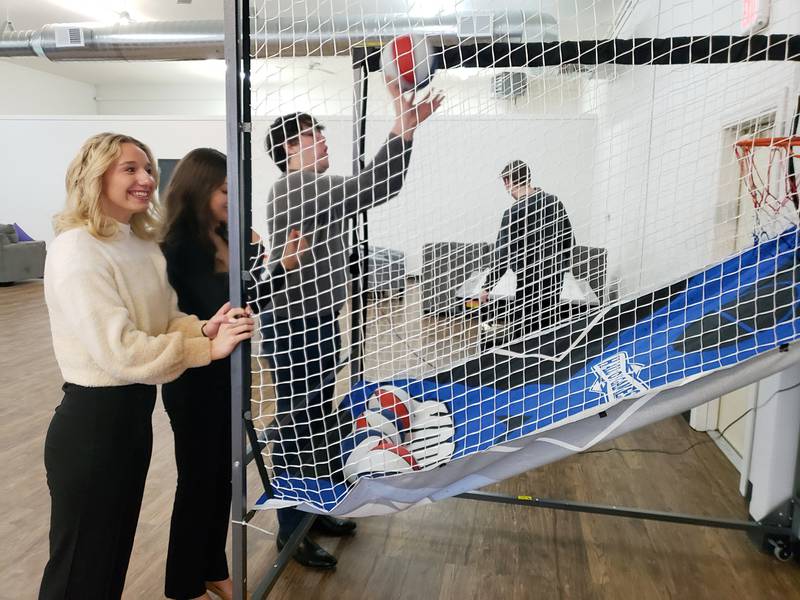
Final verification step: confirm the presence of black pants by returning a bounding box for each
[39,383,155,600]
[162,376,232,599]
[261,311,341,537]
[511,271,565,336]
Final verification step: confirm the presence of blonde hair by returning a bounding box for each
[54,132,161,240]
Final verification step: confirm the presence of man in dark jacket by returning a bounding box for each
[481,160,575,337]
[262,81,443,569]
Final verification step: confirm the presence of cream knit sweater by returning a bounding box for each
[44,223,212,387]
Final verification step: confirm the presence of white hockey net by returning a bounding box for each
[244,1,800,512]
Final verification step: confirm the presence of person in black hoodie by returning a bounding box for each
[160,148,306,600]
[481,160,575,337]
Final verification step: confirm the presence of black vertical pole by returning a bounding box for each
[349,46,371,385]
[223,1,250,598]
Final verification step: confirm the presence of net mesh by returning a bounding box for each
[242,0,800,512]
[735,136,800,242]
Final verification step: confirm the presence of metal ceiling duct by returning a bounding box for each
[0,13,558,61]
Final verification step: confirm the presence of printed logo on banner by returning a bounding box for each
[590,351,649,404]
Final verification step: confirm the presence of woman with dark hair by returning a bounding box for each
[160,148,306,600]
[40,134,253,600]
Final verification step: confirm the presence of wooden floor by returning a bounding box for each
[2,280,799,599]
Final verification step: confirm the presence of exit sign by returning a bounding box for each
[742,0,770,34]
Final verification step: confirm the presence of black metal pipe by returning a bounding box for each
[437,36,800,70]
[244,412,272,500]
[457,491,793,536]
[357,50,373,385]
[251,513,316,599]
[224,0,252,597]
[348,46,371,386]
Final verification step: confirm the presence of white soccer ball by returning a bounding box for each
[354,408,403,446]
[406,400,455,469]
[343,439,419,483]
[366,384,413,434]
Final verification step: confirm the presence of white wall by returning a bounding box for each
[0,117,226,242]
[2,107,594,272]
[3,0,799,283]
[0,61,96,115]
[95,83,226,116]
[364,115,596,273]
[585,0,800,298]
[251,66,589,119]
[0,61,98,239]
[251,109,595,275]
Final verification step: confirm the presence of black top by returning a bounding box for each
[161,232,285,394]
[484,189,575,291]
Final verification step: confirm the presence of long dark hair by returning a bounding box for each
[160,148,227,260]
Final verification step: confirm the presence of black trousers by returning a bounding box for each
[260,311,341,537]
[162,376,232,599]
[509,270,565,337]
[39,383,156,600]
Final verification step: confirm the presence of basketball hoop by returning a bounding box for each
[734,136,800,239]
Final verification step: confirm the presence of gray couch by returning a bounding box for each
[366,245,406,297]
[570,245,608,305]
[421,242,493,314]
[0,224,46,284]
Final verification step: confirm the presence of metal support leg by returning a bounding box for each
[251,514,317,600]
[457,490,795,536]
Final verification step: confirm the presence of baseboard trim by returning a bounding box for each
[709,431,743,473]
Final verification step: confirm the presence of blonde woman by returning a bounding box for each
[38,133,253,600]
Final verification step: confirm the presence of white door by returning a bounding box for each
[690,114,775,462]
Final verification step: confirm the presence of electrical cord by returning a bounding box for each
[579,379,800,457]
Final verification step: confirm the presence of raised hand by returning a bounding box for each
[280,228,310,271]
[387,78,445,140]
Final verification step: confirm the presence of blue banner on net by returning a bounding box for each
[258,226,800,514]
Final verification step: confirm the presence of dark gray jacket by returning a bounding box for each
[266,134,413,319]
[484,189,574,292]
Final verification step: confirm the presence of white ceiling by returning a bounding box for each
[3,0,575,29]
[2,0,223,30]
[1,1,617,87]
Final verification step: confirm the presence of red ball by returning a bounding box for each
[382,34,437,92]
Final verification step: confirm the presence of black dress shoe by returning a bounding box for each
[310,515,357,537]
[276,534,337,569]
